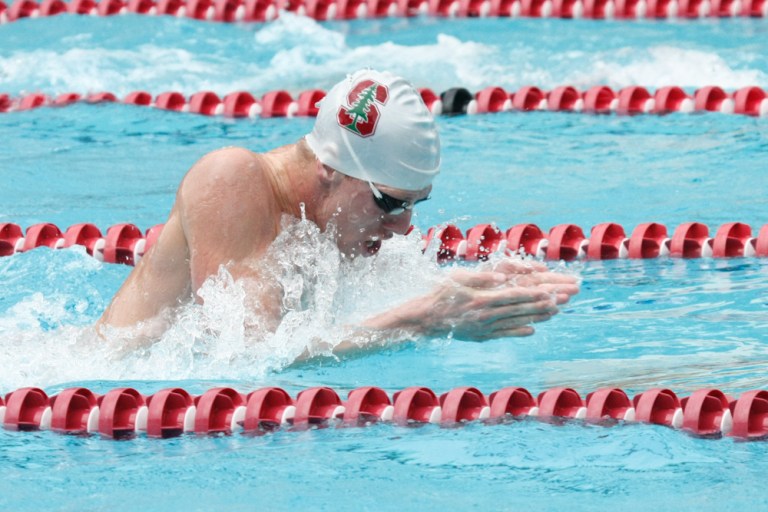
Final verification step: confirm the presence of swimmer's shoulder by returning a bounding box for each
[178,146,279,230]
[198,146,264,173]
[182,146,271,187]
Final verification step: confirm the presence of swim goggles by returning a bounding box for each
[368,181,429,215]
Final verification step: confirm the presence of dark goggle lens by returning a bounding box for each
[369,181,429,215]
[372,192,410,215]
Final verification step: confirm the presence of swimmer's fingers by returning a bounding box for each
[472,301,558,326]
[449,268,579,296]
[453,314,545,341]
[530,282,580,304]
[476,285,554,308]
[489,262,581,296]
[449,269,508,289]
[481,311,555,339]
[500,326,536,337]
[464,318,549,340]
[513,271,580,287]
[512,276,580,303]
[493,258,549,274]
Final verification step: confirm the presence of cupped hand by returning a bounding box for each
[421,259,580,341]
[489,258,580,305]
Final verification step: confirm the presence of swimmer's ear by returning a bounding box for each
[317,161,341,186]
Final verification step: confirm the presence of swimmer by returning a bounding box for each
[97,69,579,350]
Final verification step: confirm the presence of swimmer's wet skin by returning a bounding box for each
[96,69,579,352]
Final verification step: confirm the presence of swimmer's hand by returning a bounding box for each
[361,259,579,341]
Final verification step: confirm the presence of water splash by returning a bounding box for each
[0,218,444,389]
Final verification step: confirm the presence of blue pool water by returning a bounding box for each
[2,12,768,512]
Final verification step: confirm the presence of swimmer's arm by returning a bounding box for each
[349,261,580,346]
[294,267,572,359]
[295,262,579,359]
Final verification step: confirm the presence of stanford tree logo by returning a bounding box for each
[337,79,389,137]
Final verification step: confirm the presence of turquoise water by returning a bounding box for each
[2,13,768,512]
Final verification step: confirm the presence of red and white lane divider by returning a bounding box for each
[2,85,768,118]
[0,222,162,265]
[426,220,768,261]
[462,84,768,116]
[0,0,765,22]
[0,89,323,118]
[1,385,764,439]
[0,0,279,22]
[2,220,765,265]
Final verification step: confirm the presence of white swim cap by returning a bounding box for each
[305,69,441,191]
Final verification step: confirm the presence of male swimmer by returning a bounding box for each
[97,69,579,350]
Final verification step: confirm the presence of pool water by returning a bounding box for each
[2,12,768,512]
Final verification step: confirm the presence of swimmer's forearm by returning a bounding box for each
[329,301,432,356]
[359,296,436,337]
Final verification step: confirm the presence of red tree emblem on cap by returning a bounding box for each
[337,79,389,137]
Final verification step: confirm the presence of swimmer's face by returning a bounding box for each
[330,176,430,258]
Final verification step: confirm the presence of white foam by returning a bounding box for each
[0,217,448,390]
[566,46,768,90]
[275,38,744,94]
[2,17,765,96]
[256,14,502,94]
[0,14,507,96]
[0,46,217,97]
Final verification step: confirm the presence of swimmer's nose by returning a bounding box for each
[382,210,413,235]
